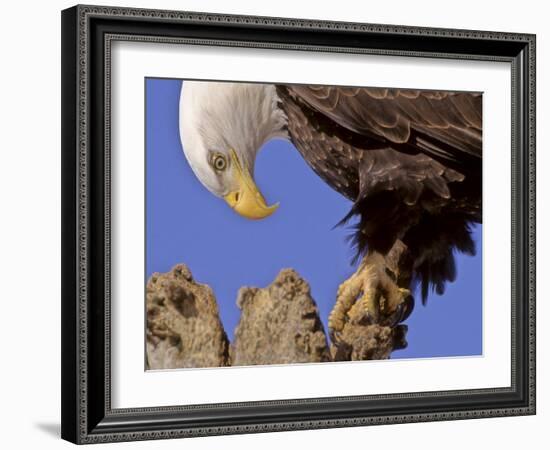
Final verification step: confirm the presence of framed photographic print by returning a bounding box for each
[61,4,536,444]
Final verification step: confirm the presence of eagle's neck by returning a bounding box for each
[190,82,289,174]
[223,84,288,170]
[246,83,289,149]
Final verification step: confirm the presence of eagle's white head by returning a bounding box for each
[179,81,288,219]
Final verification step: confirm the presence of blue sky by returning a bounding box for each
[146,78,482,359]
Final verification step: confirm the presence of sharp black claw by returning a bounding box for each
[395,304,406,326]
[385,303,405,327]
[383,294,415,327]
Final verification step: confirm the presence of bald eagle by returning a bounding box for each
[179,81,481,336]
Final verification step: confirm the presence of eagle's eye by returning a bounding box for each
[211,153,227,172]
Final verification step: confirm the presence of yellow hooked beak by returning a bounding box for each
[223,149,278,220]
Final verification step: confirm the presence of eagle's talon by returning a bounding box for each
[329,252,415,338]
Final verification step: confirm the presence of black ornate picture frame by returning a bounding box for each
[61,4,536,444]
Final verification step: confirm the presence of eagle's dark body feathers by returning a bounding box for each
[276,85,482,303]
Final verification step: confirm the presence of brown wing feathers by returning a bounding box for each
[288,86,482,164]
[277,84,482,303]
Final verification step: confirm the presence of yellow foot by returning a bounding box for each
[328,252,414,339]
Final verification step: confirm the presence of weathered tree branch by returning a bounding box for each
[146,255,413,370]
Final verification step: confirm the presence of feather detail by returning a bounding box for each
[276,83,482,304]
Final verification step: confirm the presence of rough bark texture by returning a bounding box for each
[146,264,230,369]
[146,262,409,369]
[231,269,331,366]
[331,321,408,361]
